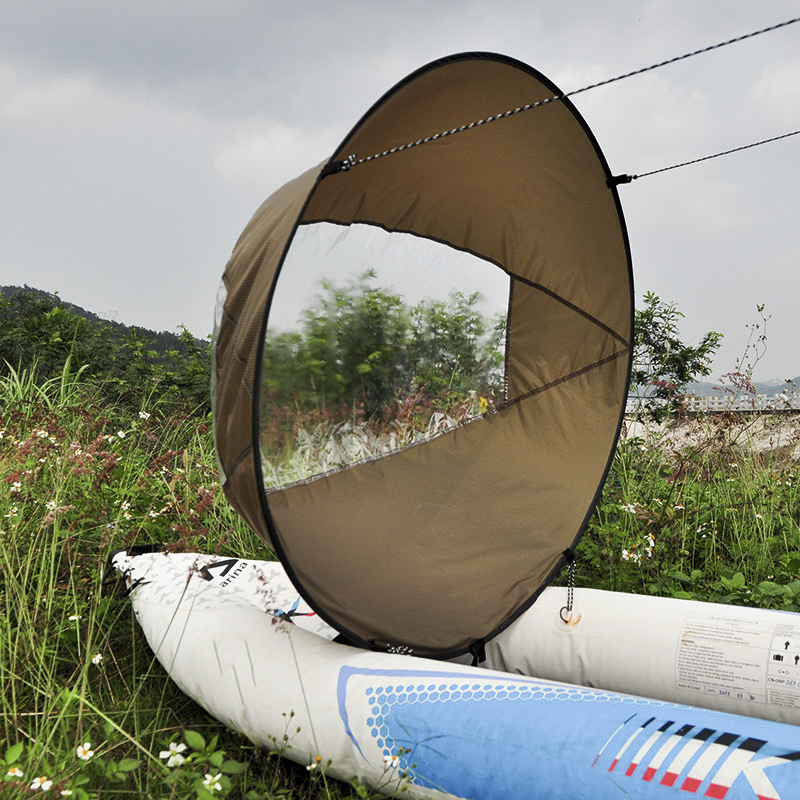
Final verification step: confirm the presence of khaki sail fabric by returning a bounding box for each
[214,53,633,657]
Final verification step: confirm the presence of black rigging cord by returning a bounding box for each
[611,129,800,185]
[325,16,799,177]
[563,16,799,100]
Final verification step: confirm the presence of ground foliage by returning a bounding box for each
[572,413,800,606]
[0,366,370,799]
[2,289,798,798]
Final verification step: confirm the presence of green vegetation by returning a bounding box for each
[1,287,798,798]
[0,363,362,799]
[263,271,505,420]
[0,286,212,413]
[575,413,800,604]
[629,290,723,422]
[260,271,506,487]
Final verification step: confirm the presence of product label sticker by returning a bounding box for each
[675,613,800,709]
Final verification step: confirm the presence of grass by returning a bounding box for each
[575,411,800,606]
[0,365,361,799]
[1,364,799,798]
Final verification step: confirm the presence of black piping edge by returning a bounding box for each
[250,50,635,661]
[480,87,636,652]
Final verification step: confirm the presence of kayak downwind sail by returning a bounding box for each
[213,52,633,657]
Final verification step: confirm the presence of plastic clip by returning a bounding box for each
[607,174,635,187]
[320,154,356,177]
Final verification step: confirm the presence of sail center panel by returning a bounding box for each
[259,221,510,490]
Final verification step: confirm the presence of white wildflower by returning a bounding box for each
[159,742,187,767]
[76,743,94,761]
[622,547,641,564]
[31,776,53,791]
[202,773,223,792]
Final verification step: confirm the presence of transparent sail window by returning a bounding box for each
[260,222,510,490]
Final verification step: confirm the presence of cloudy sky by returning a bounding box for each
[1,1,797,382]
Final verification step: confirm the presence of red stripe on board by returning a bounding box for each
[625,762,639,777]
[644,767,657,782]
[681,777,702,792]
[704,782,729,799]
[609,759,618,772]
[661,771,679,787]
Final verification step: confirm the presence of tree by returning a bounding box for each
[631,291,723,421]
[260,273,505,422]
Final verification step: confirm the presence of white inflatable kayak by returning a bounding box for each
[111,550,800,800]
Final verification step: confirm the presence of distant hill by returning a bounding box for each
[0,284,207,354]
[0,284,211,411]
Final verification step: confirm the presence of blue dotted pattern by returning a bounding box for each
[363,678,648,787]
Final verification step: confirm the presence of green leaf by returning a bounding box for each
[194,785,216,800]
[783,553,800,573]
[184,730,206,751]
[220,759,247,774]
[4,742,23,764]
[757,581,785,597]
[208,750,224,768]
[117,758,141,772]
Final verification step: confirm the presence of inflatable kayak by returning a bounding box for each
[111,549,800,800]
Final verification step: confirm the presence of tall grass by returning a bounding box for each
[576,412,800,606]
[1,364,798,798]
[0,366,355,799]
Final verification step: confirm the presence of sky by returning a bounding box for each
[1,0,798,383]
